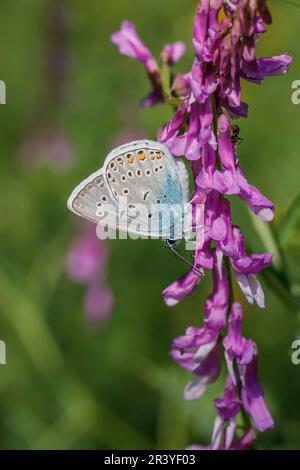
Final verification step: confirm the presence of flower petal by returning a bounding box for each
[161,42,186,66]
[111,21,158,74]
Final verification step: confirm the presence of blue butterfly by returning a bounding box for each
[67,140,203,274]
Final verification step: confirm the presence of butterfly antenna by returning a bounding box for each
[166,241,204,277]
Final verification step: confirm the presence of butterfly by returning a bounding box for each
[67,140,204,274]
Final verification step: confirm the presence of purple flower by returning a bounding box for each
[111,21,158,74]
[223,303,255,374]
[171,73,191,98]
[187,376,256,451]
[241,54,292,83]
[230,227,272,308]
[84,285,114,322]
[240,348,274,432]
[229,428,257,450]
[187,428,256,451]
[141,88,164,107]
[111,21,163,107]
[160,98,216,160]
[163,269,203,307]
[159,100,189,149]
[212,377,241,450]
[112,0,286,449]
[66,222,114,323]
[224,303,274,432]
[193,0,225,62]
[66,231,108,284]
[196,113,275,221]
[204,249,229,330]
[171,326,222,400]
[190,60,219,104]
[161,42,186,66]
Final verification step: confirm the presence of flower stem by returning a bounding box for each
[224,255,234,311]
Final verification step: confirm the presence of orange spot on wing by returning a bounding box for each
[138,151,146,161]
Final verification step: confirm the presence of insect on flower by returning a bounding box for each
[67,140,205,276]
[231,124,243,149]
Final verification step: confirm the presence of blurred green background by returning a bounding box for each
[0,0,300,450]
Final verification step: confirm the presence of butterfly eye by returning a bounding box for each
[123,188,129,195]
[159,165,164,170]
[154,167,159,173]
[121,175,127,182]
[127,171,133,178]
[146,170,151,176]
[136,169,142,177]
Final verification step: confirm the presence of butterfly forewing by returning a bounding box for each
[67,140,190,239]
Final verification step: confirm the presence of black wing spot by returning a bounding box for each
[143,190,151,201]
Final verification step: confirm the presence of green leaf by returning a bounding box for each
[278,192,300,245]
[161,63,171,98]
[249,210,283,270]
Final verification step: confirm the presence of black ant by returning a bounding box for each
[231,124,244,148]
[230,123,244,163]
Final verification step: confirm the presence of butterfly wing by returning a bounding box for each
[103,140,190,239]
[67,170,117,223]
[67,169,152,236]
[67,140,191,239]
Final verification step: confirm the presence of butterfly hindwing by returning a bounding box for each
[67,170,119,225]
[67,169,151,236]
